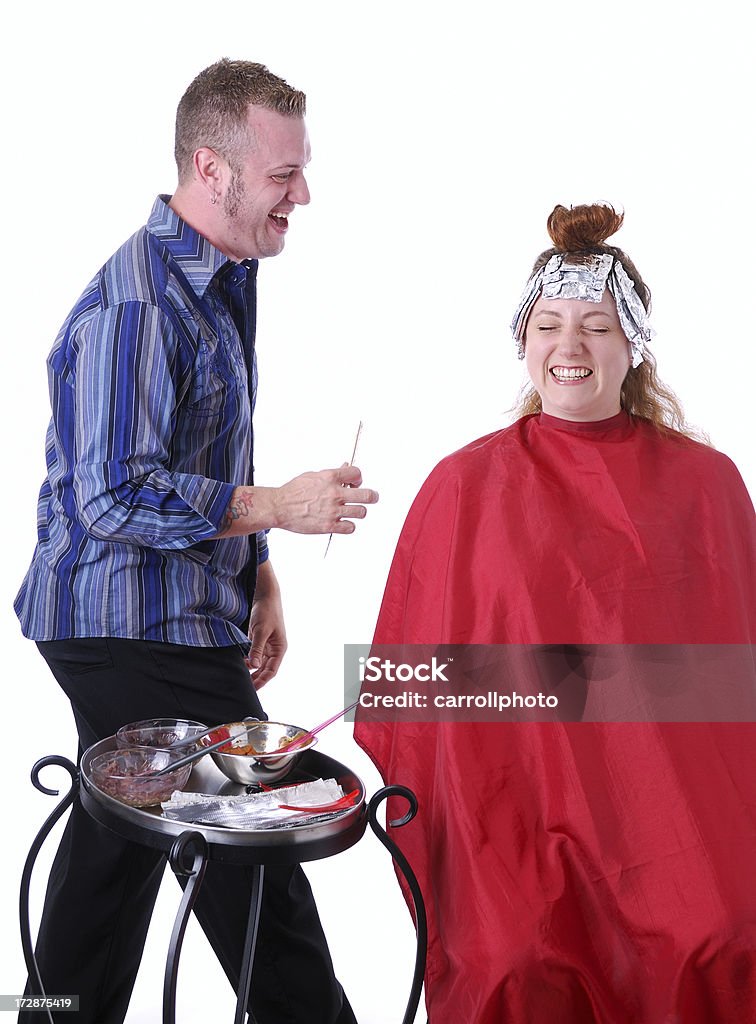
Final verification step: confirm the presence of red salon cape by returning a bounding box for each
[355,411,756,1023]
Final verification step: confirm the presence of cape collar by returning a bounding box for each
[536,410,634,440]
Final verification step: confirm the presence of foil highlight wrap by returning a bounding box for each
[511,253,654,368]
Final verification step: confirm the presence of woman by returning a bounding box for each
[355,205,755,1022]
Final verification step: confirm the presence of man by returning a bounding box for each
[15,59,376,1023]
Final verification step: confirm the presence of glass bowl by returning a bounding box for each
[116,718,209,753]
[210,721,318,785]
[90,747,192,807]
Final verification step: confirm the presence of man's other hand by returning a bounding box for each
[246,561,287,688]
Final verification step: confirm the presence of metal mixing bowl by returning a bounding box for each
[210,721,318,785]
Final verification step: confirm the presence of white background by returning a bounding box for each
[1,2,753,1021]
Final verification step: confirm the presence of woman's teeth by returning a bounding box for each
[551,367,592,381]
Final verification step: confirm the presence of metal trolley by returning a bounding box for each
[21,739,427,1024]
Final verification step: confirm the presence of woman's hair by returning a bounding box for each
[513,203,705,440]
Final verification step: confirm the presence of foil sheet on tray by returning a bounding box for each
[161,778,354,830]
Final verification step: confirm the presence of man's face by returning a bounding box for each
[524,291,632,422]
[219,106,311,261]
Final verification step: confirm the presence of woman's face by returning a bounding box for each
[524,290,632,422]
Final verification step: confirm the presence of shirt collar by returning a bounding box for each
[147,195,257,297]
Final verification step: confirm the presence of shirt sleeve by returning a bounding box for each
[71,301,236,548]
[256,530,270,565]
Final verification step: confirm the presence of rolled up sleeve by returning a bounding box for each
[72,302,236,548]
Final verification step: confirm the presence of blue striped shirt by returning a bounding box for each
[15,196,268,647]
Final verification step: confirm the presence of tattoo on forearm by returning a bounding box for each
[220,493,253,534]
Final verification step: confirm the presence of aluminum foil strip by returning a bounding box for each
[510,252,653,367]
[162,778,345,830]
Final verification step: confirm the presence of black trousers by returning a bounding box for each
[22,638,357,1024]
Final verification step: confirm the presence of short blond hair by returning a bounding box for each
[174,58,306,182]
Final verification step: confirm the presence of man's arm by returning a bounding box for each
[239,464,378,687]
[71,303,235,547]
[246,559,287,689]
[70,305,377,547]
[215,464,378,538]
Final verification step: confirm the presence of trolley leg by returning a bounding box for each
[368,786,428,1024]
[19,756,79,1024]
[164,831,209,1024]
[233,864,264,1024]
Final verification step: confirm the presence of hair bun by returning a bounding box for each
[547,203,624,251]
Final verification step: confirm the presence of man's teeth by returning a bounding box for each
[551,367,592,381]
[270,212,288,220]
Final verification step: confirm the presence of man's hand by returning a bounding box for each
[246,561,287,689]
[217,465,379,538]
[273,464,378,534]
